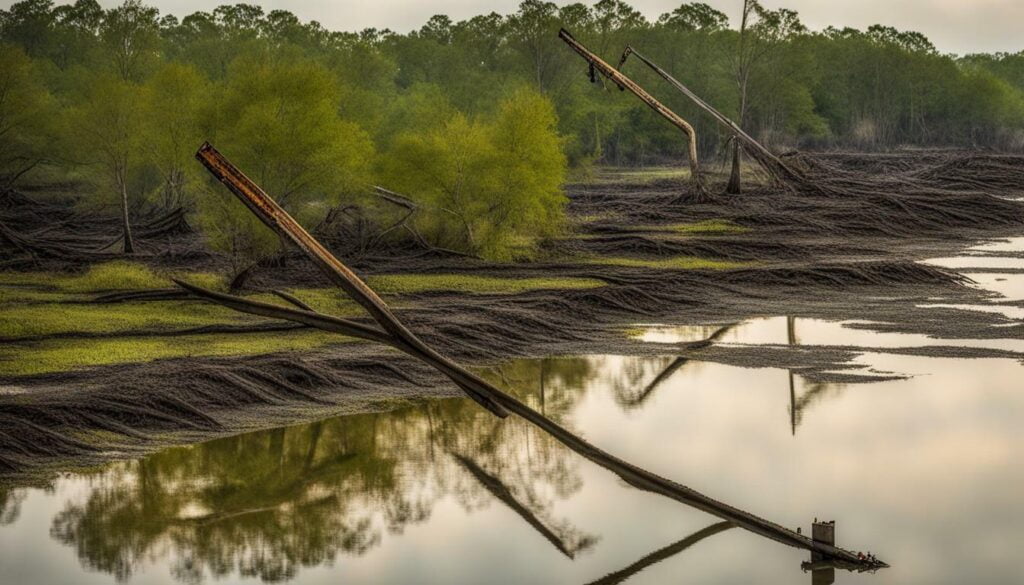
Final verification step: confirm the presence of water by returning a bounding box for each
[2,246,1022,584]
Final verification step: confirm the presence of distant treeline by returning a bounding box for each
[3,0,1024,260]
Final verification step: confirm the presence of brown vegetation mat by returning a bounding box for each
[1,150,1023,481]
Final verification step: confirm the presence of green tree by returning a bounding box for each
[199,57,375,277]
[66,74,144,253]
[51,0,103,70]
[0,44,59,190]
[218,57,374,209]
[728,0,806,192]
[382,88,566,260]
[140,62,209,208]
[100,0,160,82]
[0,0,56,58]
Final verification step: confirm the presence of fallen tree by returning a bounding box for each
[617,45,807,189]
[558,29,709,200]
[177,141,888,571]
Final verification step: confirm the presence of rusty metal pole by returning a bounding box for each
[558,29,707,196]
[188,143,887,570]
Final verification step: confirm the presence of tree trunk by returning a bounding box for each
[727,141,742,194]
[119,171,135,254]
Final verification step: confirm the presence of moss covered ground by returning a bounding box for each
[0,263,607,377]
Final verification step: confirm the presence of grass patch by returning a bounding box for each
[655,219,750,234]
[0,262,226,294]
[594,166,691,184]
[586,256,750,270]
[57,261,167,292]
[365,274,606,295]
[0,293,362,340]
[0,330,345,377]
[0,269,601,376]
[0,301,250,339]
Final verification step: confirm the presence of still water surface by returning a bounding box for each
[1,252,1022,585]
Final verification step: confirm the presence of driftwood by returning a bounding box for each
[559,29,709,199]
[180,142,886,570]
[618,46,807,188]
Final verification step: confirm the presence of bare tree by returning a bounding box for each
[728,1,805,194]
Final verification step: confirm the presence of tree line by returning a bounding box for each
[2,0,1023,263]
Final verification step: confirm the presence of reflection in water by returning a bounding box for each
[618,324,737,410]
[450,453,597,558]
[2,337,1024,584]
[1,487,26,526]
[41,358,601,583]
[787,317,847,436]
[583,521,734,585]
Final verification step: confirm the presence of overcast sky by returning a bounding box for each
[9,0,1022,55]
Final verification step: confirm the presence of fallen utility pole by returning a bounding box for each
[452,453,589,559]
[182,142,886,570]
[617,46,807,187]
[558,29,708,198]
[584,521,735,585]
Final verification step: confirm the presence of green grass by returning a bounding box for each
[654,219,750,234]
[586,256,750,270]
[0,299,278,339]
[364,274,606,295]
[0,261,226,296]
[0,268,605,377]
[0,330,346,377]
[593,166,691,184]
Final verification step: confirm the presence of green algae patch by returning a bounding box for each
[365,274,606,295]
[0,330,346,377]
[586,256,751,270]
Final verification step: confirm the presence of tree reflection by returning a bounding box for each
[48,357,607,583]
[1,487,27,526]
[786,317,847,435]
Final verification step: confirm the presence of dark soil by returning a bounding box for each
[1,150,1023,484]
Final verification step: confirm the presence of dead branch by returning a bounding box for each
[182,142,886,570]
[371,186,481,259]
[559,29,709,199]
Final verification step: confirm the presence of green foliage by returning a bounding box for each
[140,62,209,208]
[216,58,375,209]
[63,72,144,209]
[2,0,1024,262]
[100,0,159,81]
[0,43,58,188]
[196,58,376,271]
[193,182,280,275]
[382,88,567,260]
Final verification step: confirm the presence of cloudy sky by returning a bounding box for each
[12,0,1022,55]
